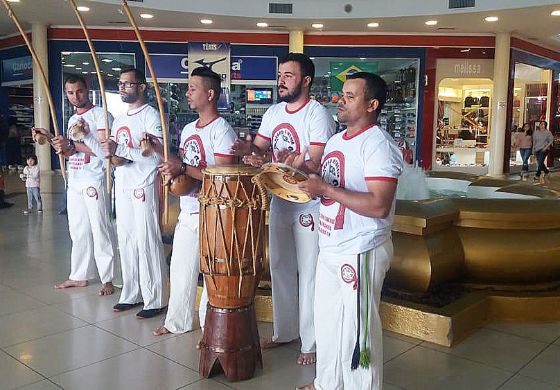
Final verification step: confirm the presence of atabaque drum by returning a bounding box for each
[199,165,268,308]
[198,165,268,381]
[253,162,310,203]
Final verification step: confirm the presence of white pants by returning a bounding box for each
[115,180,168,310]
[67,181,115,284]
[269,210,319,353]
[314,239,393,390]
[164,210,205,333]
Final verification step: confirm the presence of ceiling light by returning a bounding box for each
[311,23,324,29]
[367,22,380,28]
[550,10,560,16]
[140,13,154,19]
[460,48,471,53]
[64,64,76,68]
[81,71,88,74]
[82,62,89,65]
[425,20,438,26]
[102,59,113,63]
[484,16,499,22]
[112,67,122,71]
[256,22,269,28]
[77,6,89,12]
[200,19,213,25]
[75,67,82,70]
[108,74,114,77]
[6,0,20,2]
[90,71,96,74]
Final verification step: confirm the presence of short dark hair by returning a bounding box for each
[346,72,387,114]
[279,52,315,86]
[540,121,548,127]
[27,155,38,164]
[190,66,222,100]
[120,67,146,84]
[64,74,87,88]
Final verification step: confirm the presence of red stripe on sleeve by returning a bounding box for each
[256,133,270,141]
[365,176,398,183]
[309,142,326,147]
[214,153,235,158]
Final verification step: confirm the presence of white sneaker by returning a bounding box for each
[23,209,31,215]
[37,209,43,214]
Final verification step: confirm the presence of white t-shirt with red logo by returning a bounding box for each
[111,104,163,189]
[318,124,403,255]
[257,99,336,214]
[67,106,113,188]
[179,116,238,213]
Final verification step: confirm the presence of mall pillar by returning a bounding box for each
[289,30,304,53]
[488,33,511,177]
[32,22,51,171]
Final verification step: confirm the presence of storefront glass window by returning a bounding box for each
[435,78,493,169]
[310,57,420,163]
[510,62,552,169]
[61,52,136,130]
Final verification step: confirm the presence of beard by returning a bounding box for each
[278,82,303,103]
[121,91,140,104]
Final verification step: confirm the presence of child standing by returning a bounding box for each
[21,155,42,214]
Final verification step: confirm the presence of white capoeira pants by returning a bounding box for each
[115,180,168,310]
[268,210,319,353]
[164,210,208,332]
[314,239,393,390]
[67,181,115,284]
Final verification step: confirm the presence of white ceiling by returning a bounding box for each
[1,1,560,51]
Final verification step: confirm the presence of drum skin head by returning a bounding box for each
[258,163,310,203]
[203,165,260,176]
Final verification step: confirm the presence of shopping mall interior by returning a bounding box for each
[1,1,560,389]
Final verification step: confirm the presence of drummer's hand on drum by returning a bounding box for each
[299,173,327,198]
[277,147,308,170]
[100,138,118,157]
[231,134,253,156]
[242,152,267,168]
[158,155,183,184]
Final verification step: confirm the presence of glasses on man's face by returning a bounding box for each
[117,81,140,89]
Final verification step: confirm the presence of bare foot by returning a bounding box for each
[296,384,316,390]
[297,352,316,365]
[153,325,171,336]
[261,337,287,349]
[54,279,88,289]
[98,282,114,296]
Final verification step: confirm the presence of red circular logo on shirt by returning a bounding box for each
[299,213,314,231]
[321,150,345,206]
[183,134,207,168]
[341,264,358,290]
[86,186,98,199]
[116,126,133,147]
[271,123,300,161]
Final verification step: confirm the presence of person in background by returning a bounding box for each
[532,121,553,181]
[6,117,21,170]
[21,154,42,215]
[514,123,533,177]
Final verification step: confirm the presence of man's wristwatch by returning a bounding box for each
[68,139,76,151]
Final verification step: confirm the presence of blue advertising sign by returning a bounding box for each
[145,54,188,80]
[1,56,33,85]
[231,56,277,81]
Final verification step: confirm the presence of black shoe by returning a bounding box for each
[136,307,167,319]
[113,302,143,312]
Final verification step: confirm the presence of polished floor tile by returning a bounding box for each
[13,379,63,390]
[518,344,560,386]
[148,329,203,371]
[52,291,129,323]
[422,327,549,372]
[485,321,560,344]
[22,282,102,305]
[384,345,511,390]
[0,350,44,389]
[0,306,87,348]
[4,325,138,377]
[0,290,46,317]
[498,374,560,390]
[95,309,174,347]
[383,334,417,363]
[50,348,200,390]
[178,379,234,389]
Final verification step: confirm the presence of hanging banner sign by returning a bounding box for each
[145,54,188,81]
[188,42,230,86]
[1,56,33,86]
[231,56,277,81]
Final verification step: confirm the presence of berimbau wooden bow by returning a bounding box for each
[1,0,67,184]
[67,0,112,194]
[120,0,170,224]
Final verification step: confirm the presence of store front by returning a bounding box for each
[305,47,424,163]
[507,47,560,172]
[432,58,494,174]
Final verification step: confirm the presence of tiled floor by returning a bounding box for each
[1,170,560,390]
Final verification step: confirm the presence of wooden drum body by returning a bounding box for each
[198,166,268,381]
